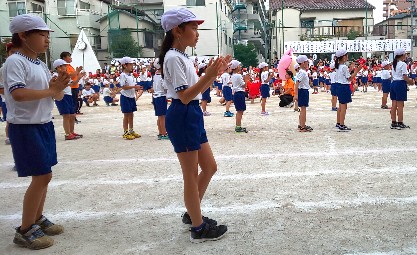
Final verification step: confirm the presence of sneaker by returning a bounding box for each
[203,111,211,116]
[160,134,170,140]
[72,133,83,138]
[335,123,341,129]
[130,131,141,138]
[331,107,338,111]
[381,105,389,109]
[182,212,217,226]
[13,224,54,250]
[111,103,118,106]
[35,216,64,236]
[123,132,135,140]
[305,125,313,131]
[338,125,351,132]
[261,111,269,116]
[398,123,410,129]
[224,111,233,117]
[299,126,312,132]
[5,138,10,145]
[157,134,162,140]
[289,102,294,108]
[294,108,300,112]
[190,222,227,243]
[65,133,78,140]
[390,123,401,130]
[235,126,248,133]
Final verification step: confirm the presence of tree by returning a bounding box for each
[109,29,142,58]
[0,38,12,65]
[233,43,258,68]
[346,28,360,40]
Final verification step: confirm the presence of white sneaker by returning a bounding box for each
[203,111,211,116]
[261,112,269,116]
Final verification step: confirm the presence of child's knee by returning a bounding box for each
[32,173,52,186]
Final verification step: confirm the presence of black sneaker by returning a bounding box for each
[190,222,227,243]
[338,125,351,132]
[398,123,410,129]
[305,125,313,131]
[390,123,401,130]
[182,212,217,226]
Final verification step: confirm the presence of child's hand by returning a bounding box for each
[206,57,225,79]
[49,69,70,95]
[74,66,85,80]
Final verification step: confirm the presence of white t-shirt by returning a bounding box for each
[163,49,201,100]
[296,69,310,89]
[231,73,245,92]
[261,71,269,84]
[392,61,408,81]
[103,87,111,97]
[119,72,136,98]
[375,70,382,78]
[329,71,336,84]
[3,52,53,124]
[335,64,351,85]
[139,71,148,82]
[221,72,231,87]
[381,70,391,80]
[82,88,95,98]
[52,72,72,96]
[312,72,318,80]
[152,73,167,98]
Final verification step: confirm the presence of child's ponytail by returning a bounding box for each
[393,55,402,72]
[159,31,174,79]
[335,57,341,69]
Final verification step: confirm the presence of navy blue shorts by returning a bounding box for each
[1,102,7,121]
[223,86,233,101]
[330,83,339,97]
[92,85,100,93]
[9,121,57,177]
[325,79,331,85]
[390,80,407,101]
[104,96,113,104]
[120,95,137,113]
[298,89,309,107]
[338,84,352,104]
[382,79,391,94]
[319,77,325,84]
[411,74,417,79]
[166,99,208,153]
[313,79,319,87]
[362,77,368,84]
[202,87,211,102]
[55,94,75,115]
[141,81,152,91]
[260,84,270,98]
[216,82,223,90]
[234,91,246,111]
[153,96,167,116]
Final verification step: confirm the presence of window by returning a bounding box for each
[94,35,101,49]
[144,32,153,49]
[301,19,314,28]
[397,22,403,30]
[229,37,231,46]
[78,0,90,11]
[8,1,26,18]
[31,3,43,14]
[224,33,227,45]
[57,0,75,16]
[186,0,205,6]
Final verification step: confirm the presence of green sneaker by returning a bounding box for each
[235,126,248,133]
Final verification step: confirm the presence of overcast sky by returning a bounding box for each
[367,0,384,24]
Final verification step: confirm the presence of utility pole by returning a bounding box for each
[407,0,416,59]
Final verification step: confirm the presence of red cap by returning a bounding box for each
[6,42,14,52]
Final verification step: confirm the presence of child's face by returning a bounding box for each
[285,73,291,80]
[85,85,91,90]
[56,65,67,73]
[301,61,309,69]
[21,30,50,53]
[178,22,200,48]
[125,63,134,72]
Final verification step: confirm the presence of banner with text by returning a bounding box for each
[284,39,412,54]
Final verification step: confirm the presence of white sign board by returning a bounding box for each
[284,39,412,54]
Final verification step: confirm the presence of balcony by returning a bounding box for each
[234,23,248,33]
[232,3,246,12]
[300,25,373,40]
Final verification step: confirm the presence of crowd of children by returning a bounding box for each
[1,10,416,250]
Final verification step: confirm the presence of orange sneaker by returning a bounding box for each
[65,133,78,140]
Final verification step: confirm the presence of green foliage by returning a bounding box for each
[233,43,258,68]
[347,28,360,40]
[109,29,142,58]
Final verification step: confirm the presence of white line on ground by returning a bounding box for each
[1,195,417,221]
[0,165,416,189]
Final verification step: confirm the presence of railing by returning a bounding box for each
[297,25,374,40]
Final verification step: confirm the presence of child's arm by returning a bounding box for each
[177,56,230,104]
[348,65,362,82]
[11,71,70,102]
[294,81,299,101]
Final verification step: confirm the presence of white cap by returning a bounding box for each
[161,8,204,33]
[10,14,53,34]
[329,62,335,69]
[229,60,241,70]
[335,49,347,58]
[258,62,268,69]
[153,58,161,69]
[294,63,300,69]
[52,59,68,69]
[296,55,308,64]
[120,57,135,65]
[394,48,406,56]
[198,63,207,69]
[381,61,390,67]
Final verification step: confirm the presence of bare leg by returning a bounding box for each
[391,100,397,122]
[236,111,243,126]
[397,101,404,122]
[261,98,266,112]
[197,143,217,201]
[299,107,306,127]
[339,103,347,125]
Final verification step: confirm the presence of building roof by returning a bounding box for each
[270,0,375,11]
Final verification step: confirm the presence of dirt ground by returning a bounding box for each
[1,87,417,255]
